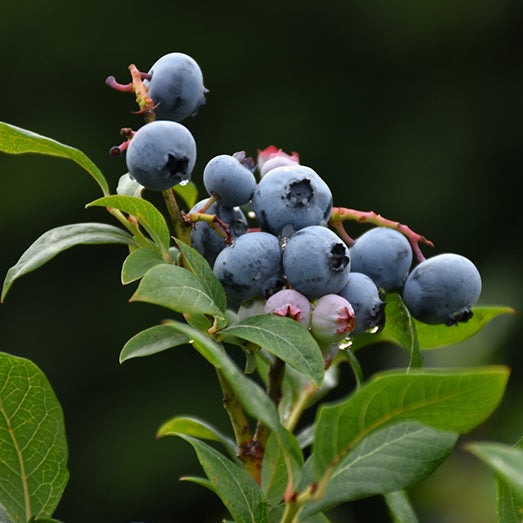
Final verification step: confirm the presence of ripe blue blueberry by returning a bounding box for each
[310,294,355,345]
[337,272,385,335]
[402,253,482,325]
[125,120,196,191]
[252,165,333,237]
[203,153,257,207]
[263,289,311,327]
[189,198,248,267]
[146,52,207,121]
[213,231,284,308]
[282,225,350,298]
[350,227,413,291]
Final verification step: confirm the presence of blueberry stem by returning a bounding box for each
[329,207,434,263]
[184,210,233,244]
[103,207,158,252]
[162,189,191,244]
[284,382,318,433]
[338,348,364,390]
[252,357,286,451]
[215,369,263,482]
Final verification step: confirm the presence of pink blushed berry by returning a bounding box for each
[264,289,311,328]
[257,145,300,177]
[310,294,356,345]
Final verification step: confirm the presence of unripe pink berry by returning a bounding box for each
[310,294,355,345]
[264,289,311,327]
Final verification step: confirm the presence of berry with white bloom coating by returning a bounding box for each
[125,120,196,191]
[310,294,356,345]
[282,225,350,298]
[264,289,311,327]
[146,52,208,121]
[350,227,413,291]
[337,272,385,335]
[402,253,482,325]
[203,153,257,207]
[252,165,333,237]
[213,232,284,309]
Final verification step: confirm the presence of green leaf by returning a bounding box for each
[312,367,509,478]
[179,475,215,492]
[414,306,515,350]
[87,195,171,254]
[261,431,304,507]
[180,435,268,523]
[173,181,198,209]
[384,490,419,523]
[157,415,237,460]
[352,295,514,353]
[303,421,456,516]
[497,477,523,523]
[467,441,523,521]
[0,353,68,523]
[0,503,15,523]
[162,321,303,468]
[2,223,135,301]
[119,324,190,363]
[121,246,166,284]
[175,239,227,313]
[300,514,331,523]
[467,442,523,500]
[222,315,324,387]
[130,264,224,318]
[496,476,523,523]
[0,121,110,196]
[184,313,213,332]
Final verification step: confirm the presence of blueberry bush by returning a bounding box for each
[0,52,521,523]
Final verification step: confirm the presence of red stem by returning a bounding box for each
[329,207,434,263]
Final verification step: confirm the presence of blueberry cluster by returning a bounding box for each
[108,52,483,345]
[203,156,384,347]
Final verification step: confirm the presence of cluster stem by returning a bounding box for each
[162,189,191,244]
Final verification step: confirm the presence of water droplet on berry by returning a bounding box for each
[179,179,190,186]
[338,337,353,351]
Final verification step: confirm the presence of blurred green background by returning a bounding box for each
[1,1,522,522]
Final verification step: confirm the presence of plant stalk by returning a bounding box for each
[162,188,191,244]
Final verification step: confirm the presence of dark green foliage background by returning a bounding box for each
[1,1,522,522]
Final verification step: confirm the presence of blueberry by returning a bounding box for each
[203,154,257,207]
[263,289,311,327]
[337,272,385,335]
[145,52,207,121]
[282,225,350,298]
[125,120,196,191]
[213,231,284,309]
[310,294,355,345]
[349,227,413,291]
[402,253,482,325]
[252,165,333,237]
[189,198,248,267]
